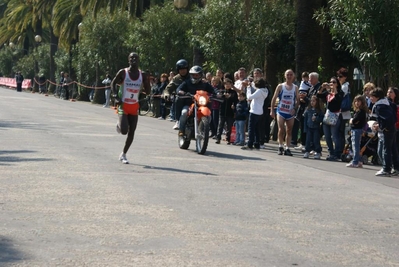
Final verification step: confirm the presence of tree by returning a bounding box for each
[72,10,132,102]
[295,0,322,80]
[316,0,399,87]
[192,0,295,79]
[128,2,194,73]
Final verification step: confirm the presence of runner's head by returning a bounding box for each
[284,69,295,83]
[128,52,139,68]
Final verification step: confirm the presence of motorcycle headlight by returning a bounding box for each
[198,96,207,105]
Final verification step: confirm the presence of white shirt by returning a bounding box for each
[247,87,268,115]
[341,82,350,95]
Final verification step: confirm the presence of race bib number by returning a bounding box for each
[280,100,292,112]
[123,88,139,104]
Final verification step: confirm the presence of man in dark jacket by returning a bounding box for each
[370,87,396,176]
[215,78,238,144]
[15,71,24,92]
[176,65,217,134]
[163,59,190,129]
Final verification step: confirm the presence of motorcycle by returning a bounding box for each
[178,90,212,154]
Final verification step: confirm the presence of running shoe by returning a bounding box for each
[303,152,309,158]
[119,152,129,164]
[294,144,303,150]
[284,148,293,156]
[375,169,390,177]
[277,147,284,155]
[314,153,321,160]
[390,169,399,176]
[346,162,361,168]
[173,121,179,130]
[116,123,121,134]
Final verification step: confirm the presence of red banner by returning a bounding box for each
[0,77,32,89]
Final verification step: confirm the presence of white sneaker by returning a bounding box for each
[294,144,303,150]
[314,153,321,159]
[119,152,129,164]
[309,150,315,155]
[303,152,309,158]
[173,121,179,130]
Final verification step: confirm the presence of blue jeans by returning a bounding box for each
[211,109,219,136]
[323,118,341,157]
[104,88,111,106]
[179,105,190,132]
[383,131,395,172]
[305,128,321,153]
[169,100,175,120]
[351,129,363,165]
[378,133,384,168]
[248,113,261,149]
[235,120,246,144]
[217,116,234,142]
[377,131,399,172]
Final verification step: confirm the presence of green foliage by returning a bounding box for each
[72,10,132,84]
[0,46,14,76]
[53,48,70,78]
[193,0,295,73]
[14,53,35,79]
[128,2,194,74]
[315,0,399,86]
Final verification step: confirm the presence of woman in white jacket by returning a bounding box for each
[241,78,268,150]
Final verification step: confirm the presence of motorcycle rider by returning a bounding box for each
[176,65,217,135]
[163,59,190,130]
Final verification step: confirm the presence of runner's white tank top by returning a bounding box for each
[121,68,142,105]
[277,83,296,117]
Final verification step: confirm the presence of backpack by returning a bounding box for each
[341,92,351,112]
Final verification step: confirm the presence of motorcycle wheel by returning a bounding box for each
[178,131,190,150]
[196,116,210,154]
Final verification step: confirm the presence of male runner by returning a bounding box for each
[111,52,150,164]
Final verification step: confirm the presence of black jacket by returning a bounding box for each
[372,98,395,131]
[177,80,216,95]
[219,89,238,117]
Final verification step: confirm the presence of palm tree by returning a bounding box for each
[79,0,146,18]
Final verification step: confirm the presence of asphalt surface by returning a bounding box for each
[0,87,398,267]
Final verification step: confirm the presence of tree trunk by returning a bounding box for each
[319,25,333,81]
[265,43,279,89]
[49,27,58,94]
[295,0,322,80]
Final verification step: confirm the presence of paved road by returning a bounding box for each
[1,87,398,267]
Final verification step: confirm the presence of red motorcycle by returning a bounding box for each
[178,90,212,154]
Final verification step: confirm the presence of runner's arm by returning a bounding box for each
[111,69,124,96]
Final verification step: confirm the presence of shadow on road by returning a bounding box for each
[134,164,217,176]
[0,121,44,131]
[205,150,266,161]
[0,150,53,165]
[0,236,27,264]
